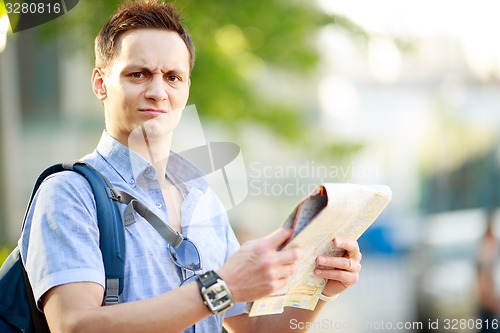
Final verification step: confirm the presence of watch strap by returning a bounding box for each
[197,271,220,288]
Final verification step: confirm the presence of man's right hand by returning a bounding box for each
[216,228,303,303]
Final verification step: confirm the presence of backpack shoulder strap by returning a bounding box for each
[25,161,125,304]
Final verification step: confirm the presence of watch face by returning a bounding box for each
[207,284,231,306]
[204,282,233,313]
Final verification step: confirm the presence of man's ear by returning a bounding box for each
[92,68,107,101]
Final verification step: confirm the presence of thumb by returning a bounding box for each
[263,228,293,250]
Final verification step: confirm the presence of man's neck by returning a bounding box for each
[128,127,173,185]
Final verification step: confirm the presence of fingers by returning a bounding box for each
[316,257,361,273]
[334,238,362,261]
[315,267,359,287]
[316,238,361,271]
[314,238,362,296]
[316,255,360,272]
[217,228,302,303]
[262,227,293,250]
[271,261,299,280]
[256,228,301,264]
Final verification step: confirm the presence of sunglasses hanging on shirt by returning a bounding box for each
[116,190,203,283]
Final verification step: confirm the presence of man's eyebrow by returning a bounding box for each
[121,65,153,73]
[122,65,189,75]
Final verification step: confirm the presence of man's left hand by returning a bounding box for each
[314,238,362,297]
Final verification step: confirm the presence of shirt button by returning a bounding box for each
[129,179,135,185]
[156,203,163,209]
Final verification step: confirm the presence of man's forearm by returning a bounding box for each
[44,282,211,333]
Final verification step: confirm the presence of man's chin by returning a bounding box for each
[129,116,177,143]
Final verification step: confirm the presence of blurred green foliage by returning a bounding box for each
[0,246,10,265]
[37,0,365,152]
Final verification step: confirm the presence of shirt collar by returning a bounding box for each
[95,131,208,194]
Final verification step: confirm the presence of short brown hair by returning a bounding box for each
[94,0,195,71]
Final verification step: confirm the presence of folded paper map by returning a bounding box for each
[246,183,392,316]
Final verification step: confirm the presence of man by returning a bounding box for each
[20,1,362,332]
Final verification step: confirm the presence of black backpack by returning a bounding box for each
[0,162,126,333]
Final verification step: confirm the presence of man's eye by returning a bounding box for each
[131,72,144,78]
[167,75,180,82]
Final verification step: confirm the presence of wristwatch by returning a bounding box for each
[196,270,234,314]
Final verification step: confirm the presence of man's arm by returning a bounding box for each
[42,280,209,333]
[42,228,301,333]
[223,238,362,333]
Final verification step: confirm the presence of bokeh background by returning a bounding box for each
[2,1,500,332]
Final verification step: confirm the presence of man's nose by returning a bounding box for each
[145,75,168,101]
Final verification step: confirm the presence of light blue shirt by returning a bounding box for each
[20,131,244,333]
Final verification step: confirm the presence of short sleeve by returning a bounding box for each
[19,171,106,308]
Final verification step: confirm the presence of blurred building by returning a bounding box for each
[313,1,500,330]
[0,28,104,244]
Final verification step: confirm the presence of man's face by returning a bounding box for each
[93,29,191,146]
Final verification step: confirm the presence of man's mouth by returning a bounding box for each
[139,108,167,117]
